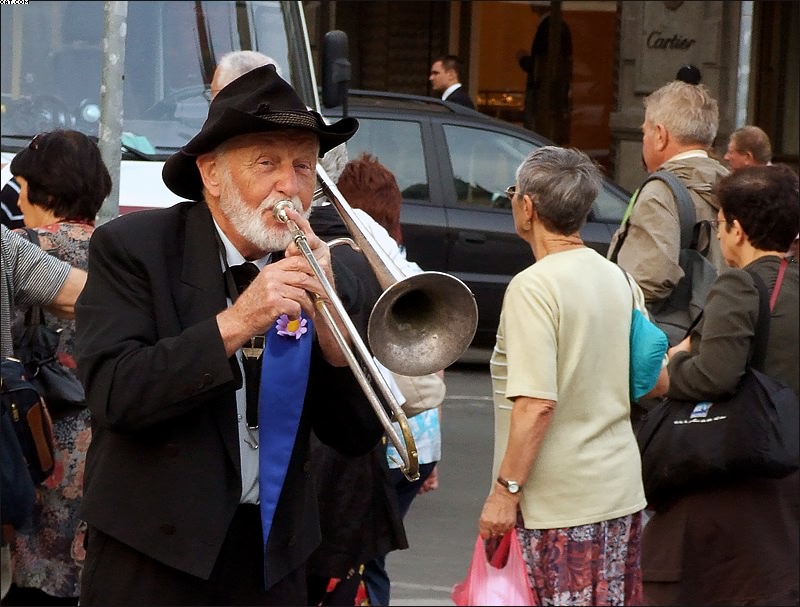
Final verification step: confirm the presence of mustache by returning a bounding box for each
[259,196,307,219]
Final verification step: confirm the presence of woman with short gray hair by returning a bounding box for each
[478,146,654,605]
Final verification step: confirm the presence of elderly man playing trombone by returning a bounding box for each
[74,65,387,606]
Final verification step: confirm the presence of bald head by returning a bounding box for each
[210,50,282,100]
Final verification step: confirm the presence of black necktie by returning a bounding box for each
[225,262,262,428]
[228,262,260,297]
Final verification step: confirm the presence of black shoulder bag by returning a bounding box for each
[11,228,86,411]
[636,259,799,505]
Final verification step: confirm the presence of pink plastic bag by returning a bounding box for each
[452,531,537,606]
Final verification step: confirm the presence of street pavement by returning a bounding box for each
[387,362,495,606]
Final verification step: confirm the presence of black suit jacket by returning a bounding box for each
[444,85,475,110]
[75,201,383,588]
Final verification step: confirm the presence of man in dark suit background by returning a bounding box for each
[517,6,572,143]
[75,64,385,605]
[429,54,475,109]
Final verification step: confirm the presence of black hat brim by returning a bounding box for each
[162,108,358,201]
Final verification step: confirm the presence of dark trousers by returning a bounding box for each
[79,505,307,606]
[362,462,436,606]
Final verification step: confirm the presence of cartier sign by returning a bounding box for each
[646,31,696,50]
[635,1,717,93]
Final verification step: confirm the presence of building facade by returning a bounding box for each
[304,0,798,192]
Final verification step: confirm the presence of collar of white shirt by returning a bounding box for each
[213,219,271,271]
[442,83,462,101]
[666,149,709,163]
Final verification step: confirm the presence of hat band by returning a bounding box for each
[254,108,319,130]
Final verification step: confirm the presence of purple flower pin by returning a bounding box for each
[276,314,308,339]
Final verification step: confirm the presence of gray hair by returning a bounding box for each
[643,81,719,147]
[216,50,282,81]
[319,143,349,184]
[516,146,602,234]
[313,144,349,207]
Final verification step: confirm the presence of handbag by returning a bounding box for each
[390,370,446,417]
[637,261,799,504]
[11,229,86,411]
[12,307,86,410]
[452,532,536,606]
[621,269,669,402]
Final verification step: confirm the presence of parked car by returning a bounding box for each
[324,90,631,350]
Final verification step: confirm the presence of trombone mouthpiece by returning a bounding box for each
[273,200,296,223]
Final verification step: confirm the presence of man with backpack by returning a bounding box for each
[608,80,729,346]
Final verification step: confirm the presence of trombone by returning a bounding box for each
[272,166,478,482]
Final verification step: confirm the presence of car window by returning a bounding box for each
[443,124,536,209]
[593,186,628,224]
[343,117,429,200]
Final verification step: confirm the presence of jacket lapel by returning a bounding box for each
[175,202,242,472]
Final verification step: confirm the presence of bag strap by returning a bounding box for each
[609,170,703,263]
[19,227,40,247]
[648,171,697,251]
[17,228,45,328]
[745,259,787,372]
[770,257,788,311]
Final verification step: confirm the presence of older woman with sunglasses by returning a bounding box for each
[641,164,799,606]
[479,146,651,606]
[5,130,110,606]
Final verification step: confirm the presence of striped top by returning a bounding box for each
[1,224,70,358]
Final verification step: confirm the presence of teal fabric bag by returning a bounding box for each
[619,267,669,401]
[630,307,669,401]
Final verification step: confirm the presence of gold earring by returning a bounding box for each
[524,220,532,230]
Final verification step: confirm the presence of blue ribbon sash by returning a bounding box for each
[257,314,313,553]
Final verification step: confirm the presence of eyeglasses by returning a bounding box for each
[709,219,728,231]
[505,185,517,200]
[28,133,46,150]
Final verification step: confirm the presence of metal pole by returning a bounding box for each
[735,1,754,128]
[96,1,128,226]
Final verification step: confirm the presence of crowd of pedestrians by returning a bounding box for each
[1,48,797,607]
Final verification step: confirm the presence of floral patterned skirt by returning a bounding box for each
[517,511,643,606]
[11,409,92,598]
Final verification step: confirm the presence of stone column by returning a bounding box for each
[610,1,741,192]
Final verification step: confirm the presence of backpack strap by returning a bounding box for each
[609,170,702,262]
[647,171,697,251]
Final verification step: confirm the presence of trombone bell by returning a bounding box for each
[315,165,479,377]
[369,272,478,376]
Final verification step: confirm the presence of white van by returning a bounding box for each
[0,1,332,215]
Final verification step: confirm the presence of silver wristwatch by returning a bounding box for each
[496,476,522,494]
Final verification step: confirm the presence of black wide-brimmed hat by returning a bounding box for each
[162,64,358,201]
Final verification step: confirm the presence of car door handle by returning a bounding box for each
[458,231,486,245]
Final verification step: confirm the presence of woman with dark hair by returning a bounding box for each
[5,130,110,606]
[642,164,799,606]
[336,152,445,606]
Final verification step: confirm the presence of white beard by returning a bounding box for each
[218,166,310,253]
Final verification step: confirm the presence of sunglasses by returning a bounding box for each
[505,185,517,200]
[28,133,47,150]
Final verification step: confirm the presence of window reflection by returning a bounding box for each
[344,118,429,201]
[0,1,293,157]
[443,124,534,209]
